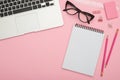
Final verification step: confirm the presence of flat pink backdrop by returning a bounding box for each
[0,0,120,80]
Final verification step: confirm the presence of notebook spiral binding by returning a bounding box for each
[75,23,104,34]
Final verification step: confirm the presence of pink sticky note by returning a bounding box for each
[104,1,118,20]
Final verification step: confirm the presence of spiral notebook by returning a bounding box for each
[63,24,104,76]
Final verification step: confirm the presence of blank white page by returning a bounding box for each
[63,24,104,76]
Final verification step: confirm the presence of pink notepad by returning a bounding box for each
[104,1,118,20]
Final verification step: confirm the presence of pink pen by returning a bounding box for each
[101,35,108,77]
[105,29,119,68]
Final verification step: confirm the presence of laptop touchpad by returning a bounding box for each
[15,13,39,34]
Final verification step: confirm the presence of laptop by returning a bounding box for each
[0,0,63,40]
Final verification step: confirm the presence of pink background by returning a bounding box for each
[0,0,120,80]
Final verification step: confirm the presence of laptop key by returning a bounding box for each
[46,2,49,6]
[33,5,37,9]
[4,12,8,16]
[16,5,19,9]
[8,7,12,10]
[21,0,24,3]
[9,3,13,6]
[40,0,43,3]
[6,4,9,7]
[0,13,3,17]
[36,1,39,4]
[42,5,45,7]
[0,1,3,5]
[28,2,31,6]
[44,0,53,2]
[38,4,41,8]
[1,9,3,12]
[13,7,32,14]
[8,0,11,3]
[25,0,28,2]
[4,0,7,4]
[8,11,12,15]
[5,8,8,11]
[2,5,5,8]
[12,6,15,9]
[32,2,35,5]
[13,2,17,5]
[20,4,24,8]
[24,3,27,7]
[50,3,54,5]
[17,1,20,4]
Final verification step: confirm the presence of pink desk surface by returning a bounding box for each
[0,0,120,80]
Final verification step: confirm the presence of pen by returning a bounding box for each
[101,35,108,77]
[105,29,119,68]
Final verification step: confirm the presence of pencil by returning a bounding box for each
[105,29,119,68]
[101,35,108,77]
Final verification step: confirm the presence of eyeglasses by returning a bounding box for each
[63,1,95,24]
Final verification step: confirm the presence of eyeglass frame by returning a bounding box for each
[63,1,95,24]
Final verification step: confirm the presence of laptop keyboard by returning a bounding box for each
[0,0,54,18]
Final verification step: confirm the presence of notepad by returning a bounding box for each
[104,1,118,20]
[63,24,104,76]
